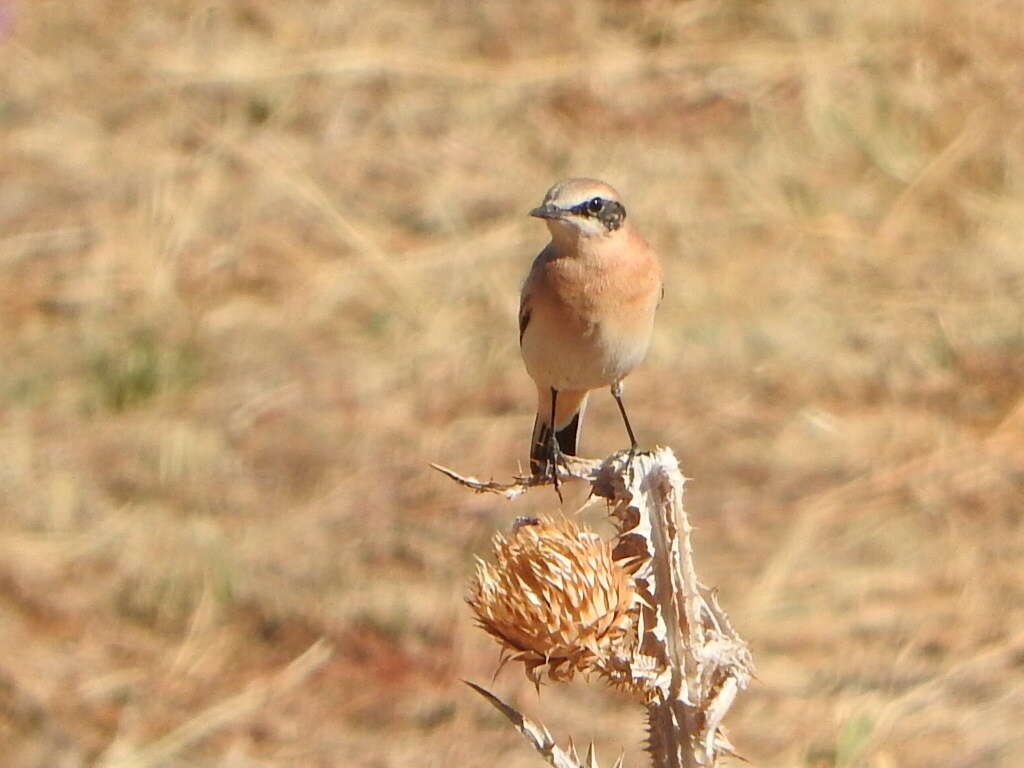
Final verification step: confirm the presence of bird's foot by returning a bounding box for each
[622,441,642,482]
[545,437,567,503]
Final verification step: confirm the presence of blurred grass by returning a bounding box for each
[1,0,1023,766]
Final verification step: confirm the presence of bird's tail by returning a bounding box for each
[530,388,589,476]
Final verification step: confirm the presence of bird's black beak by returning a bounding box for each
[529,203,565,220]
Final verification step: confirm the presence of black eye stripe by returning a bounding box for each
[567,198,627,231]
[570,197,607,216]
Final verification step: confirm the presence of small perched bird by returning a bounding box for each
[519,178,662,495]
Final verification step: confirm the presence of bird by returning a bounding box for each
[519,178,662,496]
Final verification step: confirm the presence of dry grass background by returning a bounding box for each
[1,1,1023,766]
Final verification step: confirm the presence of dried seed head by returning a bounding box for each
[468,516,639,688]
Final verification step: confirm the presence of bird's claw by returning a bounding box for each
[546,434,566,503]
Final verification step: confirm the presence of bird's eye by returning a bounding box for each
[587,197,603,215]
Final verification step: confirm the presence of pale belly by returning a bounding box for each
[521,311,654,392]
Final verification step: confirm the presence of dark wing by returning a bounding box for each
[518,294,532,345]
[519,243,553,345]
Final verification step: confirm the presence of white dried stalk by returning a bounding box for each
[597,450,752,767]
[443,448,752,767]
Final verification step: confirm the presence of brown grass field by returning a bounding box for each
[2,1,1023,766]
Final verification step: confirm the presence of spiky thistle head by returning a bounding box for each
[468,516,641,689]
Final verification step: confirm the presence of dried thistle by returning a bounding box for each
[446,448,754,767]
[468,516,640,689]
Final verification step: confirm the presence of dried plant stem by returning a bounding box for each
[442,448,753,767]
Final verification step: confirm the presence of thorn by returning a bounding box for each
[568,737,580,762]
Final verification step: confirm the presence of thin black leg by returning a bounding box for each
[548,386,564,502]
[611,382,639,452]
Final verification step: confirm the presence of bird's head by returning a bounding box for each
[530,178,627,240]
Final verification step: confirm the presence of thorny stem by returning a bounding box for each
[444,448,753,767]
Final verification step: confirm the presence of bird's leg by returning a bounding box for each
[547,387,564,502]
[611,380,639,455]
